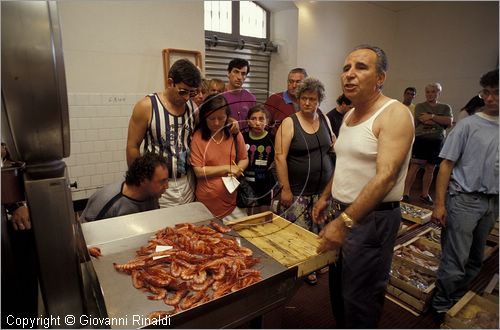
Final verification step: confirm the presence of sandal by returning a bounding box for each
[305,272,318,285]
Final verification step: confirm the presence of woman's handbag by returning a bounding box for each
[236,176,257,208]
[233,135,257,208]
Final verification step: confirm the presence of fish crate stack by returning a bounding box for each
[481,273,499,304]
[484,219,499,260]
[442,290,499,329]
[400,202,433,224]
[385,227,441,315]
[485,218,499,252]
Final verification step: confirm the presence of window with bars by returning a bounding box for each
[204,1,273,103]
[204,1,268,41]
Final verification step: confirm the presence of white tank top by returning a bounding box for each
[332,99,411,203]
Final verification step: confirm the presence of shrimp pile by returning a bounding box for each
[112,221,262,316]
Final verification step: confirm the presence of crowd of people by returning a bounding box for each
[3,44,497,329]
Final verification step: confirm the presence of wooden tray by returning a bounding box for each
[386,284,430,313]
[400,202,432,224]
[395,235,442,259]
[389,258,436,301]
[444,291,499,329]
[393,248,439,276]
[226,211,337,278]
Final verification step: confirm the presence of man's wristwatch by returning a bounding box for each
[339,212,354,228]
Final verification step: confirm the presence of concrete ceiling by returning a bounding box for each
[257,1,424,13]
[368,1,424,13]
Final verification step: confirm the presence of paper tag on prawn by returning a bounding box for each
[153,245,173,260]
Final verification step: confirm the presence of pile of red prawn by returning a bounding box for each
[113,221,262,318]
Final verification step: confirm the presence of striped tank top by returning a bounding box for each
[143,93,196,179]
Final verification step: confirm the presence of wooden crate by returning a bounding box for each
[386,284,430,313]
[393,247,439,276]
[389,259,436,300]
[483,238,499,261]
[400,202,432,224]
[387,255,436,313]
[395,235,442,260]
[444,291,499,329]
[226,211,337,277]
[482,273,499,304]
[417,226,441,244]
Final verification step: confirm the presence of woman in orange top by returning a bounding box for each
[190,94,248,219]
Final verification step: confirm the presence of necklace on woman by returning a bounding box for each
[211,134,224,145]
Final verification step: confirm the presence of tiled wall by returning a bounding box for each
[64,93,146,201]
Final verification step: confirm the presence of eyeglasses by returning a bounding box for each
[174,84,198,98]
[479,88,499,99]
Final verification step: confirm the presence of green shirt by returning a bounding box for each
[414,102,452,139]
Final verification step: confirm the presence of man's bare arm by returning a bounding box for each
[126,97,151,167]
[344,104,414,222]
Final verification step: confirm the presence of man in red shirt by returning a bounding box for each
[265,68,308,134]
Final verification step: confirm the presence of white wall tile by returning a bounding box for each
[85,106,97,117]
[66,92,152,200]
[91,174,103,187]
[89,152,102,164]
[94,141,106,152]
[103,173,115,185]
[108,128,119,140]
[75,94,89,106]
[72,130,86,143]
[72,190,86,200]
[76,153,89,165]
[114,172,125,181]
[86,129,99,141]
[70,106,87,118]
[71,142,81,154]
[81,141,94,153]
[88,93,102,105]
[95,163,107,174]
[67,93,76,106]
[78,176,91,188]
[101,152,113,163]
[79,118,91,129]
[70,118,79,130]
[83,164,96,176]
[113,150,123,162]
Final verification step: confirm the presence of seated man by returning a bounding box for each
[80,153,168,221]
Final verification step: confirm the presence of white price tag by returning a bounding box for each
[153,245,173,260]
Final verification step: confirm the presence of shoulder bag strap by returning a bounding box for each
[94,192,123,221]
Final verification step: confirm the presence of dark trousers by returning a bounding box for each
[1,209,38,329]
[329,208,401,328]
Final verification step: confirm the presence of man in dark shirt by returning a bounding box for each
[80,153,168,221]
[326,93,353,137]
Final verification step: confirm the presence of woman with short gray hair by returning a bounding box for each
[275,77,335,285]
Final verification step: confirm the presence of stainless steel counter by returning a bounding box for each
[81,203,297,328]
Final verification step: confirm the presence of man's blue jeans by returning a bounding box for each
[432,192,498,312]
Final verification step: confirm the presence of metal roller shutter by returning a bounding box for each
[204,45,272,103]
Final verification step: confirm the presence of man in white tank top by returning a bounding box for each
[312,45,414,328]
